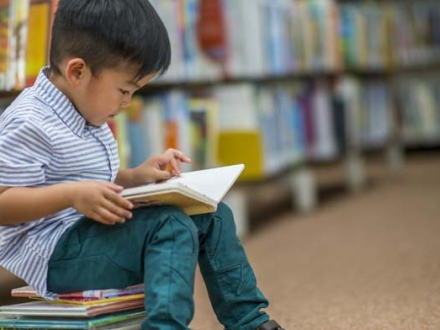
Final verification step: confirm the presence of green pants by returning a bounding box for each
[47,203,269,330]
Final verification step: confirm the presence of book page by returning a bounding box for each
[166,164,244,202]
[122,164,244,204]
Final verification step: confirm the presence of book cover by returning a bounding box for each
[187,97,218,170]
[149,0,184,82]
[0,0,11,90]
[196,0,227,72]
[111,111,130,170]
[0,310,145,329]
[32,294,145,307]
[126,96,147,168]
[142,95,165,160]
[0,299,144,318]
[121,164,244,215]
[11,284,144,300]
[25,0,51,87]
[9,0,29,91]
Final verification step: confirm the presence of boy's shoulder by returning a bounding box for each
[2,89,57,126]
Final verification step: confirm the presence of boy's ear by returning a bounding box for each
[64,58,90,87]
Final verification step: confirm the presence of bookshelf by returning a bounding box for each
[1,0,439,236]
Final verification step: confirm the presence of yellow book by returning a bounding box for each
[11,284,144,306]
[217,130,264,180]
[25,0,51,86]
[31,294,145,306]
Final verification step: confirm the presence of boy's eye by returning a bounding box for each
[120,89,130,95]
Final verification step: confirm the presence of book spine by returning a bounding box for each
[58,284,144,299]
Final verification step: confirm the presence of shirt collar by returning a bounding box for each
[33,67,87,137]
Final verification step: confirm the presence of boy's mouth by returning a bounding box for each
[109,111,120,118]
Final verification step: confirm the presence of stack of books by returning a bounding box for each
[0,284,145,329]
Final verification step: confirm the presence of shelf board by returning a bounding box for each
[142,69,392,91]
[2,64,440,98]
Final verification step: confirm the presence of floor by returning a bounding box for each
[190,153,440,329]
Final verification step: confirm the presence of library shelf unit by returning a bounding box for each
[2,0,440,237]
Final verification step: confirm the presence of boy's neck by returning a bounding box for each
[48,69,79,112]
[47,68,90,125]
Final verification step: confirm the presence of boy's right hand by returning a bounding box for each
[68,181,133,225]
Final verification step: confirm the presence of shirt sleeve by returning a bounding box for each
[0,116,52,187]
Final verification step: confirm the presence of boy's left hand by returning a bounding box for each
[133,148,191,185]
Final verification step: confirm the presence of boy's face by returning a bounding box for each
[74,66,155,126]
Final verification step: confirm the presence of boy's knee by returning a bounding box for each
[216,202,234,219]
[153,206,199,254]
[198,202,239,241]
[215,202,236,231]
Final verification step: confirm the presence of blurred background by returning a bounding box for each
[1,0,440,329]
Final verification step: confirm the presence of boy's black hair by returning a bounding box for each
[50,0,171,79]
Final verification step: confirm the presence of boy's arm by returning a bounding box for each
[0,181,133,226]
[0,184,74,225]
[0,118,132,225]
[114,169,136,188]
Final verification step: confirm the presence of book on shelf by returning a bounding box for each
[8,0,29,91]
[187,97,218,171]
[11,284,144,300]
[25,0,58,87]
[121,164,244,216]
[125,96,148,169]
[0,0,12,91]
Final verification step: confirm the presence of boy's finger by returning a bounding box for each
[91,211,118,226]
[102,182,124,192]
[99,207,128,224]
[105,190,133,210]
[169,158,180,175]
[172,149,191,163]
[156,169,173,181]
[103,199,132,219]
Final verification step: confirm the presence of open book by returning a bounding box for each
[121,164,245,216]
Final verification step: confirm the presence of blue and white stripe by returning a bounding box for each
[0,67,120,299]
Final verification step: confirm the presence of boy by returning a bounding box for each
[0,0,285,329]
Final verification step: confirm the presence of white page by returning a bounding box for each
[0,301,87,311]
[166,164,245,202]
[123,164,245,203]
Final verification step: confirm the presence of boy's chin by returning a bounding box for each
[86,119,107,127]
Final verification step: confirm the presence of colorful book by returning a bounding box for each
[9,0,29,90]
[25,0,52,87]
[0,310,145,329]
[0,299,144,318]
[0,0,12,91]
[30,294,145,307]
[11,284,144,300]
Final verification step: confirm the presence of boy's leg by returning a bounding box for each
[191,202,270,330]
[47,206,198,330]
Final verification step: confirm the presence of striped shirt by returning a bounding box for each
[0,67,120,299]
